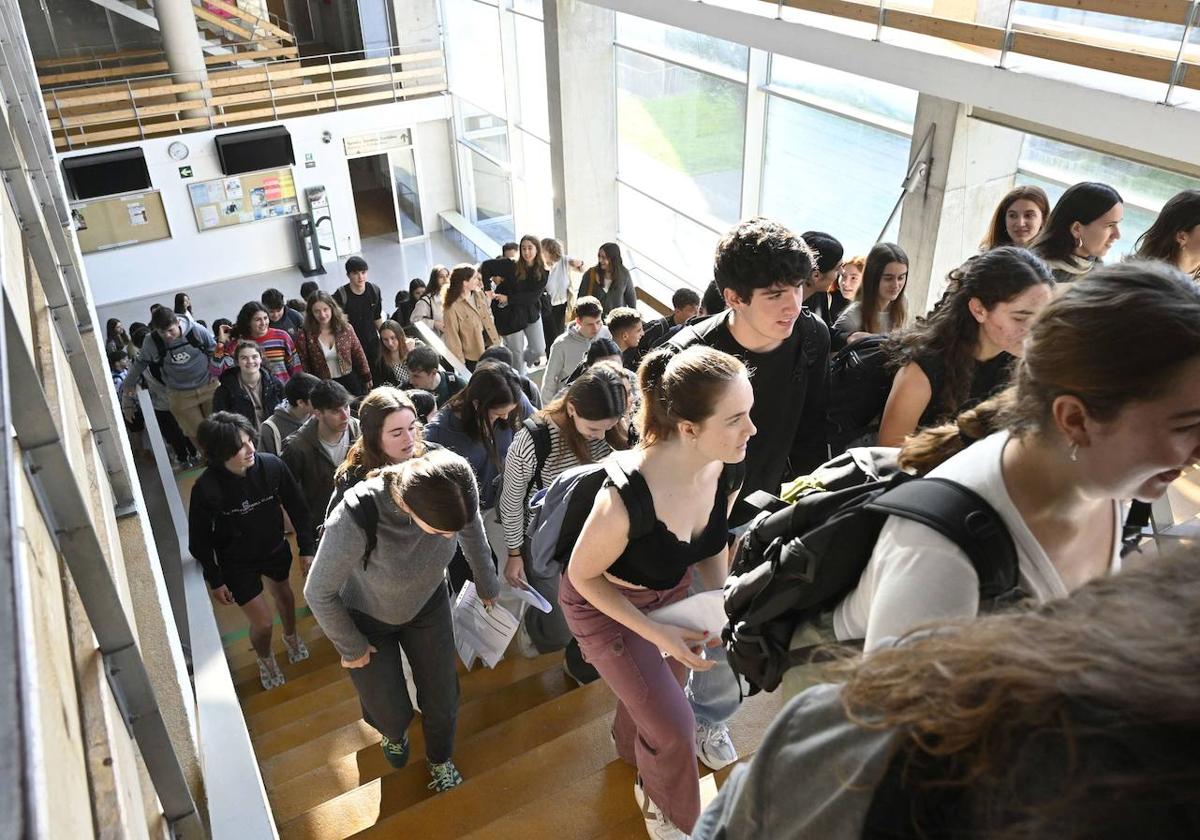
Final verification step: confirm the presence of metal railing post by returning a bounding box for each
[875,0,887,42]
[267,66,278,120]
[126,79,143,140]
[997,0,1017,69]
[388,45,398,102]
[51,90,70,151]
[328,55,339,111]
[1163,1,1199,106]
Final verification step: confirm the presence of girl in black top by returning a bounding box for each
[877,247,1055,447]
[561,345,754,839]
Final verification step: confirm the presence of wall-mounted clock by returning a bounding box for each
[168,141,190,161]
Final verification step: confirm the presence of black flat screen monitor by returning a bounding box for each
[215,126,295,175]
[62,148,151,200]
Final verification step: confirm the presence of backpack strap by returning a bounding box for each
[522,417,552,492]
[342,492,380,569]
[865,477,1019,601]
[333,286,348,309]
[603,460,656,541]
[1121,500,1152,557]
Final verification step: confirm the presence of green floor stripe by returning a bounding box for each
[221,605,312,645]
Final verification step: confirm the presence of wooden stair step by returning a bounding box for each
[334,688,620,840]
[247,668,357,735]
[267,665,582,823]
[257,653,565,782]
[463,750,750,840]
[225,614,321,670]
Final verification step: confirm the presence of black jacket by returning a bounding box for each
[188,453,314,589]
[492,270,548,335]
[281,416,361,530]
[211,368,284,427]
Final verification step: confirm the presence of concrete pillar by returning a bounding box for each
[153,0,209,113]
[896,94,1024,314]
[543,0,618,257]
[392,0,439,48]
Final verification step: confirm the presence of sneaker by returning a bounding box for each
[283,633,310,664]
[634,775,689,840]
[257,655,285,690]
[514,620,538,659]
[380,734,410,769]
[426,759,463,792]
[695,721,738,771]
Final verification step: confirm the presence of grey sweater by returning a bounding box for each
[692,682,898,839]
[126,313,216,391]
[303,475,501,660]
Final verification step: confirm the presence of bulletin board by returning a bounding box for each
[70,191,171,254]
[187,167,300,233]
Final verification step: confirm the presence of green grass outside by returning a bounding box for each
[619,87,743,178]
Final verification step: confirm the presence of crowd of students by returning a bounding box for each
[109,183,1200,837]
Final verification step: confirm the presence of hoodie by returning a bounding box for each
[126,312,216,392]
[259,406,309,456]
[542,324,593,398]
[187,452,315,589]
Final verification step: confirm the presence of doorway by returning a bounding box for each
[348,154,397,239]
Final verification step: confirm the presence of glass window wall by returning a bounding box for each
[616,48,746,227]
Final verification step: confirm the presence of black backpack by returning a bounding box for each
[825,335,895,456]
[722,449,1020,695]
[151,324,208,366]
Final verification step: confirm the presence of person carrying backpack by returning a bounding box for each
[499,364,631,684]
[304,449,500,793]
[124,306,219,448]
[561,346,753,840]
[696,554,1200,840]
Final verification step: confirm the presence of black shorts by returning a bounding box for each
[222,542,292,606]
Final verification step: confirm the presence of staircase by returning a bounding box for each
[221,595,784,838]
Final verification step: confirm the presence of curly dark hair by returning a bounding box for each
[713,217,814,303]
[887,247,1054,421]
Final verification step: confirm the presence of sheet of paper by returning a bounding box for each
[452,581,519,669]
[508,581,553,614]
[646,590,726,637]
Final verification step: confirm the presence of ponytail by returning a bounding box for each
[381,448,479,533]
[898,389,1014,475]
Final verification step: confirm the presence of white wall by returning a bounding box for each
[63,96,455,306]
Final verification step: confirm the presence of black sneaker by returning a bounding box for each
[380,734,410,769]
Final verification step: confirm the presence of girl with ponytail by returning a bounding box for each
[837,261,1200,652]
[305,447,499,794]
[499,363,631,683]
[562,346,755,839]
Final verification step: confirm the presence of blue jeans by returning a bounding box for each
[685,574,741,727]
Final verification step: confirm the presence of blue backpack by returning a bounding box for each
[524,459,656,578]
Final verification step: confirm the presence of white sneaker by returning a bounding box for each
[695,721,738,771]
[283,633,310,664]
[257,655,285,690]
[634,775,689,840]
[514,619,539,659]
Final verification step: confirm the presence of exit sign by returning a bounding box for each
[178,165,193,178]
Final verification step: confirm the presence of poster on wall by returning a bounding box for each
[188,167,300,232]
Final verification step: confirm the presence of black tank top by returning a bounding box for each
[606,462,743,590]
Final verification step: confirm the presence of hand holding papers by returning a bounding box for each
[452,581,519,670]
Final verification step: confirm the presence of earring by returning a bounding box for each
[1069,444,1079,462]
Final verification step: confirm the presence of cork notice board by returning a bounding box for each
[188,167,300,232]
[70,191,171,254]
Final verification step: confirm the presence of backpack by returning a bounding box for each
[825,335,894,456]
[524,459,655,577]
[522,416,553,501]
[722,451,1020,695]
[151,324,207,359]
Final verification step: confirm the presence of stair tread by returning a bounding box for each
[281,682,618,840]
[257,652,565,780]
[267,665,587,823]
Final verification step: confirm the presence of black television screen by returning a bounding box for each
[215,126,295,175]
[62,148,151,200]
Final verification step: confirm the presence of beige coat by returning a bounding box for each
[443,291,500,363]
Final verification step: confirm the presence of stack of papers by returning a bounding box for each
[452,581,519,670]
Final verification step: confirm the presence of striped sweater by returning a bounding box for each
[498,420,613,550]
[218,328,303,384]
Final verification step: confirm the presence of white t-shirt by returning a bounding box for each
[834,430,1122,651]
[546,256,576,306]
[321,337,344,377]
[318,427,350,467]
